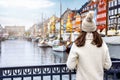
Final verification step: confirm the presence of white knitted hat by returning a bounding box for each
[81,11,96,32]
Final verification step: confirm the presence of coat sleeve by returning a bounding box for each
[103,43,112,70]
[66,43,78,70]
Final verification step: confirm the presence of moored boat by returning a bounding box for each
[38,40,52,48]
[52,45,66,52]
[52,40,66,52]
[102,36,120,59]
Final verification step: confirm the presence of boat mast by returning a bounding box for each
[42,13,44,40]
[60,0,62,42]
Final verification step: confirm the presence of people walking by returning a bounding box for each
[66,11,112,80]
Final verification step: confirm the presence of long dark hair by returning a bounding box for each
[74,31,103,47]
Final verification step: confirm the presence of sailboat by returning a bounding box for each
[38,17,52,48]
[65,13,81,53]
[38,39,52,47]
[52,40,66,52]
[51,16,67,51]
[52,13,73,52]
[52,0,67,52]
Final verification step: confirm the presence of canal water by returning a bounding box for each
[0,40,68,67]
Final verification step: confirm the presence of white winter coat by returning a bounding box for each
[66,33,112,80]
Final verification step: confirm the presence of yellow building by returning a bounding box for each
[66,14,73,33]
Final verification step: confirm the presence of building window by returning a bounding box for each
[113,1,115,6]
[113,19,115,24]
[109,10,112,16]
[84,8,85,11]
[109,10,110,16]
[119,8,120,13]
[116,19,118,25]
[83,8,85,11]
[110,20,112,24]
[118,0,120,5]
[111,19,113,24]
[111,19,114,24]
[110,1,112,7]
[112,10,114,15]
[114,0,117,6]
[87,6,89,10]
[109,19,111,24]
[118,18,120,23]
[109,2,111,7]
[86,7,87,10]
[115,9,117,14]
[118,26,120,29]
[91,6,93,9]
[115,19,117,24]
[111,1,113,7]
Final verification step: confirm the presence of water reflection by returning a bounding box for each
[52,51,67,63]
[0,40,68,67]
[39,47,53,64]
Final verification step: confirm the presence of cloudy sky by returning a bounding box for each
[0,0,87,30]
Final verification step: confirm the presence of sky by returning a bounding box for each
[0,0,88,30]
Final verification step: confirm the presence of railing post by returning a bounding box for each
[113,72,117,80]
[31,68,33,80]
[21,69,23,80]
[60,67,62,80]
[0,68,3,80]
[69,70,72,80]
[50,67,53,80]
[41,67,43,80]
[11,70,13,80]
[104,71,108,80]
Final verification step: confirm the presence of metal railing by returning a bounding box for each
[0,61,120,80]
[104,61,120,80]
[0,64,75,80]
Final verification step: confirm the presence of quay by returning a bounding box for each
[0,61,120,80]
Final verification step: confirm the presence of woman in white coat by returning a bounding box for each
[66,11,112,80]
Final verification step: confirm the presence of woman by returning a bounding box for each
[66,11,112,80]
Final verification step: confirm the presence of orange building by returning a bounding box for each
[74,13,81,32]
[66,14,73,32]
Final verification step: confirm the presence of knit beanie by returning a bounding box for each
[81,11,96,32]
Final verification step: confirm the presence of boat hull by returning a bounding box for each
[52,45,66,52]
[38,43,52,48]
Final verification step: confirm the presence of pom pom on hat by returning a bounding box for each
[81,11,96,32]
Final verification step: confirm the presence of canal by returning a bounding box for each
[0,40,68,67]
